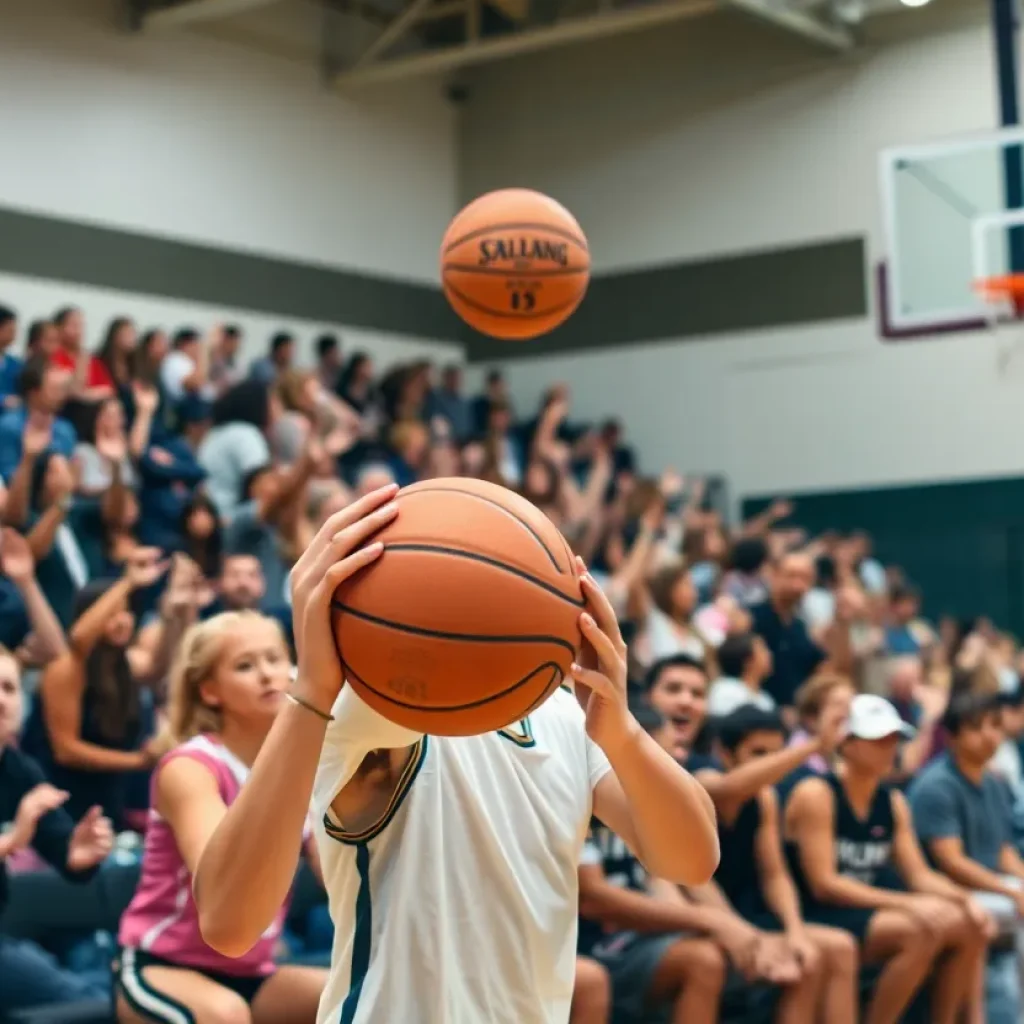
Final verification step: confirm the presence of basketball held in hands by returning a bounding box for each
[330,478,583,735]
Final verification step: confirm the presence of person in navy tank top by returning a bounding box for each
[710,706,858,1023]
[578,705,741,1024]
[785,694,993,1024]
[115,611,327,1024]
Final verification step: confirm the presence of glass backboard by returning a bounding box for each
[879,125,1024,334]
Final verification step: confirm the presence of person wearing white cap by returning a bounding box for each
[784,694,993,1024]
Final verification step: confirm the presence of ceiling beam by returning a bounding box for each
[723,0,854,49]
[335,0,716,87]
[142,0,278,29]
[353,0,438,66]
[487,0,529,21]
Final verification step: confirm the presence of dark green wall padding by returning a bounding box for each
[743,476,1024,636]
[0,204,867,359]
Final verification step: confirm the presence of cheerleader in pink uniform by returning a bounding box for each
[116,611,325,1024]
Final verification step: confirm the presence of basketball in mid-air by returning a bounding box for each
[441,188,591,340]
[331,478,583,735]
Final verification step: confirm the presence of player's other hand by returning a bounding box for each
[290,484,399,716]
[570,558,636,755]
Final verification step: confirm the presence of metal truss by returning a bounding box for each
[136,0,280,30]
[127,0,853,87]
[333,0,853,88]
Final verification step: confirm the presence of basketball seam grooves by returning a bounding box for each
[331,600,577,654]
[442,222,589,254]
[444,281,584,321]
[341,656,564,713]
[523,667,561,716]
[399,485,565,572]
[557,533,577,579]
[383,543,583,607]
[441,264,590,278]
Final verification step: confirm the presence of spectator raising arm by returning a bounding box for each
[0,527,67,663]
[130,553,201,686]
[697,703,843,819]
[3,412,53,527]
[128,380,159,461]
[40,549,168,775]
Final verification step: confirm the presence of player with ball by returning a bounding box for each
[194,484,718,1024]
[193,191,716,1022]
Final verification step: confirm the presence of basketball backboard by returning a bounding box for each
[878,125,1024,335]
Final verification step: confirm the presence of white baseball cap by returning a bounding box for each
[845,694,916,741]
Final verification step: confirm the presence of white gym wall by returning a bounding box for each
[0,0,462,366]
[460,6,1019,499]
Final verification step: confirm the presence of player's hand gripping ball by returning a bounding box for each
[289,484,400,715]
[569,560,635,752]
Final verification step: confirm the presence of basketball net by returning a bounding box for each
[975,274,1024,374]
[971,210,1024,375]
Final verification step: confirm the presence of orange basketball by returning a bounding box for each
[331,478,583,735]
[440,188,591,340]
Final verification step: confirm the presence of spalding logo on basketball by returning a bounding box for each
[440,188,591,341]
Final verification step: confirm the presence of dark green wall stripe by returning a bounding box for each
[742,475,1024,634]
[462,235,868,362]
[0,206,865,356]
[0,205,463,343]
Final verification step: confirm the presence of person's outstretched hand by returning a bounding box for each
[0,528,35,586]
[289,483,399,716]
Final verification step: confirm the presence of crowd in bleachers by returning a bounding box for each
[2,301,1024,1023]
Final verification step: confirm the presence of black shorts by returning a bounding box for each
[589,932,777,1024]
[115,947,274,1023]
[803,905,878,944]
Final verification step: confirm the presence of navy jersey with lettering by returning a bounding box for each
[716,797,771,923]
[789,772,895,903]
[577,824,646,955]
[828,773,895,885]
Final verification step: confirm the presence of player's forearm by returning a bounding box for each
[911,868,970,903]
[604,725,719,885]
[937,850,1019,897]
[580,883,730,935]
[195,695,326,957]
[999,845,1024,882]
[762,874,804,933]
[700,740,820,812]
[14,577,67,661]
[0,831,19,860]
[811,871,912,911]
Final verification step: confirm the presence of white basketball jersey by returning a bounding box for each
[311,685,611,1024]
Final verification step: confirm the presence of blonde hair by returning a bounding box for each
[155,611,286,755]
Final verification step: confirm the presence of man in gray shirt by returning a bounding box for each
[909,691,1024,1022]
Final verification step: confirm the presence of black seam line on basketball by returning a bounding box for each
[382,544,584,608]
[331,600,577,654]
[441,264,591,277]
[522,667,560,716]
[443,222,589,254]
[401,484,565,572]
[445,282,583,320]
[557,531,577,580]
[342,656,564,713]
